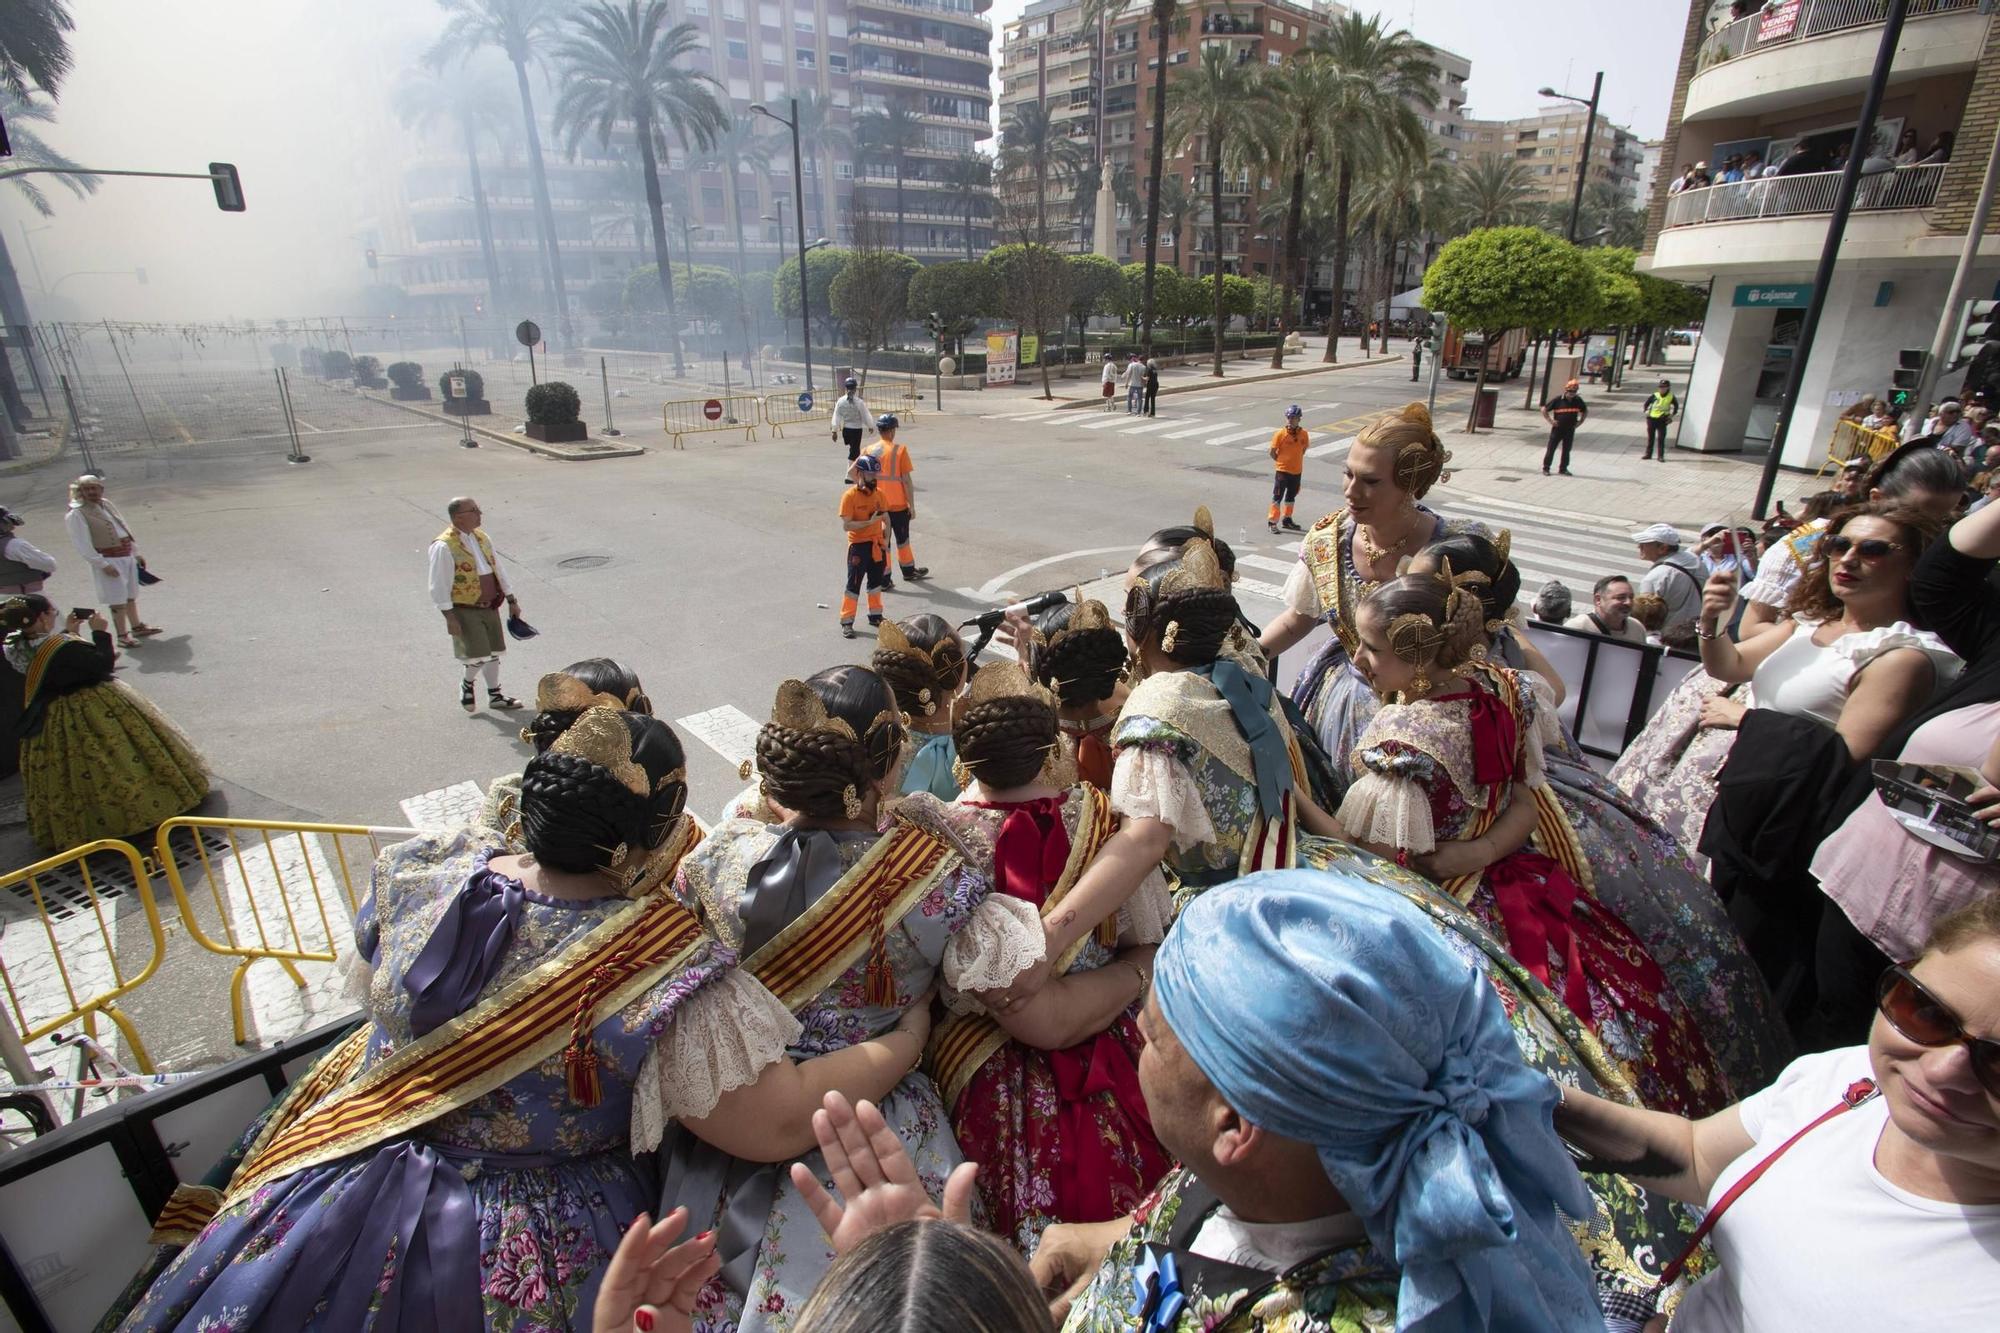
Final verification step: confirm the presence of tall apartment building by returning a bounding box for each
[1641,0,1999,466]
[383,0,994,318]
[995,0,1468,315]
[1462,105,1645,208]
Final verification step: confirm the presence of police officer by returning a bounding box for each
[1410,334,1423,383]
[1540,378,1588,476]
[860,413,928,584]
[837,454,890,639]
[1643,378,1679,461]
[829,377,873,461]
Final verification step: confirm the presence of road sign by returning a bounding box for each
[1733,284,1812,308]
[797,391,814,412]
[703,398,724,421]
[515,320,542,347]
[448,372,468,398]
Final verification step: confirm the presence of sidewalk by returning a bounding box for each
[1432,364,1809,536]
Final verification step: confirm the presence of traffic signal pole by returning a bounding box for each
[1914,116,2000,413]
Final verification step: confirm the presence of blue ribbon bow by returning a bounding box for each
[1129,1249,1186,1332]
[1194,659,1289,819]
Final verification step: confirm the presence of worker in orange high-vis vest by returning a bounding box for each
[1267,404,1309,534]
[838,454,891,639]
[861,413,929,583]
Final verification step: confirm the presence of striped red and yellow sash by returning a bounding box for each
[748,818,960,1011]
[21,633,71,704]
[210,821,708,1209]
[928,785,1119,1110]
[1441,665,1593,901]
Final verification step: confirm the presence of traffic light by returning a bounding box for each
[209,162,245,212]
[1889,348,1926,408]
[365,248,378,271]
[1951,298,2000,371]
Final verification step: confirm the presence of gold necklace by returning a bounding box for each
[1356,513,1421,570]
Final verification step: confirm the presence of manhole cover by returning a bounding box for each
[557,554,612,570]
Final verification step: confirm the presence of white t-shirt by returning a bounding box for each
[1563,611,1649,645]
[1671,1046,2000,1332]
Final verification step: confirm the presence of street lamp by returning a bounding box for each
[750,98,817,393]
[1539,75,1603,244]
[761,197,790,361]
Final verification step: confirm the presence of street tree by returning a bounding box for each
[1261,53,1338,369]
[940,151,995,262]
[1083,0,1189,347]
[1580,247,1642,386]
[1634,271,1707,364]
[989,242,1074,399]
[693,116,774,360]
[0,92,92,442]
[775,246,851,352]
[552,1,727,381]
[1445,156,1541,233]
[1422,226,1593,433]
[830,251,920,384]
[1353,149,1450,354]
[627,262,738,327]
[0,0,73,100]
[856,100,926,251]
[398,62,518,322]
[1165,44,1267,376]
[429,0,577,344]
[1308,13,1436,364]
[908,261,996,358]
[1064,254,1125,358]
[997,100,1088,244]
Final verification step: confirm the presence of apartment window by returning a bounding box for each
[702,186,725,211]
[1267,17,1283,32]
[759,1,781,22]
[796,47,815,67]
[728,76,751,98]
[829,52,847,70]
[1289,24,1298,38]
[1266,50,1280,65]
[685,0,709,13]
[727,38,748,57]
[724,0,744,17]
[795,11,814,30]
[828,14,845,35]
[738,188,761,213]
[836,162,855,178]
[766,78,788,100]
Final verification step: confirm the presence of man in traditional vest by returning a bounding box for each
[860,413,927,584]
[426,497,524,714]
[64,474,158,647]
[0,506,57,595]
[1643,378,1679,461]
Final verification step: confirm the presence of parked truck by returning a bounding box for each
[1442,326,1529,381]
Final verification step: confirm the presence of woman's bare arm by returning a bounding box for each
[1552,1083,1755,1207]
[680,1016,927,1162]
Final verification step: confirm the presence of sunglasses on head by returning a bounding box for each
[1876,965,2000,1097]
[1824,535,1903,560]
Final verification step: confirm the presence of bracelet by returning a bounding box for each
[1124,957,1151,991]
[1697,624,1722,640]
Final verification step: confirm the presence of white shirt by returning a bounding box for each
[1636,550,1704,629]
[65,504,131,561]
[829,394,871,432]
[1123,361,1146,388]
[2,535,58,577]
[1563,611,1648,645]
[1189,1206,1367,1273]
[1101,361,1119,386]
[427,529,511,611]
[1672,1046,2000,1332]
[1749,618,1957,728]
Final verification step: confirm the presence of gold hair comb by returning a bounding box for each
[770,679,899,742]
[536,671,630,715]
[550,707,650,797]
[965,661,1055,708]
[1158,536,1227,597]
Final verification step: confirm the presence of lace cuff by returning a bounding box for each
[631,970,802,1152]
[942,893,1046,995]
[1111,746,1218,849]
[1337,771,1435,854]
[1118,865,1175,945]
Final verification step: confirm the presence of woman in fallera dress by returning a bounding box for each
[871,614,969,801]
[1027,596,1128,793]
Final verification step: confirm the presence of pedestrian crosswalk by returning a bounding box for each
[980,402,1364,454]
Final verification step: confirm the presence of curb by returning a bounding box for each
[1050,354,1401,410]
[365,393,647,461]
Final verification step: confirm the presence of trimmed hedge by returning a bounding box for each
[525,381,582,427]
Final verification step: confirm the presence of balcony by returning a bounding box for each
[848,0,993,34]
[1661,162,1942,227]
[1649,163,1958,277]
[1686,0,1987,122]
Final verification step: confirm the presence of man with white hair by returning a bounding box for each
[426,496,524,714]
[64,474,156,647]
[1632,522,1705,632]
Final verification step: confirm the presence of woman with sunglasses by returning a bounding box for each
[1549,891,2000,1332]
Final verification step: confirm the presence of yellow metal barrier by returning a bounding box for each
[154,817,415,1045]
[876,382,922,423]
[663,395,760,450]
[1821,419,1898,478]
[0,839,167,1073]
[761,391,821,437]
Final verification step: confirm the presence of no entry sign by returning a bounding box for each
[702,398,723,421]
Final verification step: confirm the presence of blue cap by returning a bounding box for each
[876,413,899,430]
[844,377,858,388]
[1285,404,1303,419]
[852,454,880,474]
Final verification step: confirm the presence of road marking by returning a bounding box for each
[1118,420,1182,435]
[1237,553,1296,576]
[1162,420,1232,439]
[1073,416,1135,430]
[1174,397,1219,406]
[1235,576,1286,602]
[971,546,1135,599]
[1305,434,1356,459]
[1206,428,1268,446]
[675,704,763,769]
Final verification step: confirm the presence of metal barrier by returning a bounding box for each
[876,382,922,422]
[1821,418,1899,477]
[760,391,821,437]
[153,818,413,1046]
[0,841,168,1076]
[1662,164,1944,229]
[662,395,760,450]
[1534,624,1702,766]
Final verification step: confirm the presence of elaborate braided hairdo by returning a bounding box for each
[1135,525,1238,580]
[1125,516,1242,668]
[1030,599,1127,706]
[870,614,969,718]
[1362,565,1487,676]
[522,657,652,753]
[518,711,688,875]
[1411,531,1521,630]
[0,594,51,635]
[755,666,906,818]
[1354,401,1450,499]
[953,669,1060,789]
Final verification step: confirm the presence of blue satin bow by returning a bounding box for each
[1130,1249,1185,1332]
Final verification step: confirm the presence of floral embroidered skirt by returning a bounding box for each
[24,680,206,852]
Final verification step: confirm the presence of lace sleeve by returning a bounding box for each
[1336,768,1436,854]
[1283,558,1321,618]
[1117,864,1176,945]
[1110,745,1218,849]
[941,893,1047,995]
[630,970,802,1153]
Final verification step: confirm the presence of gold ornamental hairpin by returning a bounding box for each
[551,707,653,797]
[1158,535,1227,597]
[1041,591,1114,653]
[536,671,631,715]
[965,661,1055,708]
[771,679,898,742]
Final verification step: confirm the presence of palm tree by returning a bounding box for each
[1447,155,1540,231]
[552,0,725,379]
[1577,180,1646,248]
[1307,15,1436,363]
[0,93,93,440]
[793,90,850,246]
[856,100,926,251]
[1084,0,1190,345]
[1155,173,1193,266]
[694,116,774,361]
[395,62,514,323]
[1353,149,1449,353]
[997,100,1088,245]
[1166,44,1266,376]
[429,0,576,345]
[0,0,73,99]
[940,150,993,261]
[1259,53,1338,368]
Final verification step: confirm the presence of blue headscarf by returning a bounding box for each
[1153,870,1604,1333]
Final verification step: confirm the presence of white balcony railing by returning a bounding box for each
[1696,0,1978,73]
[1661,161,1944,227]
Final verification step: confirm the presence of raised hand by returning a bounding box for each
[788,1091,977,1256]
